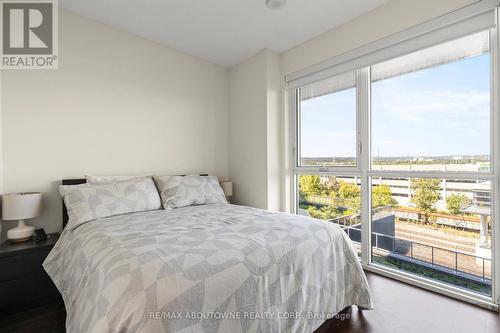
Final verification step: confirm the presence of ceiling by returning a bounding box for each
[59,0,389,67]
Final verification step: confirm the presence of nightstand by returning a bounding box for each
[0,235,62,317]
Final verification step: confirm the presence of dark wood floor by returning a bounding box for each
[315,272,500,333]
[0,301,65,333]
[1,272,498,333]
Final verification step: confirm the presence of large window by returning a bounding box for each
[290,13,499,308]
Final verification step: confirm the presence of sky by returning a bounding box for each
[300,54,490,159]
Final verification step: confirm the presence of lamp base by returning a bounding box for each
[8,236,33,243]
[7,220,35,243]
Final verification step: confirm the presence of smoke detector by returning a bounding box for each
[266,0,287,10]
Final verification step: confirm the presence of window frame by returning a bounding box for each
[294,73,361,173]
[288,4,500,310]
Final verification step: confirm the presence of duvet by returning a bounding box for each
[44,204,372,333]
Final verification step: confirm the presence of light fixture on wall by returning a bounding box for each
[266,0,286,10]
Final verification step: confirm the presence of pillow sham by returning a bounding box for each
[86,173,203,184]
[85,174,149,184]
[60,177,161,230]
[154,175,227,209]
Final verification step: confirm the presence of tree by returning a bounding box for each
[345,196,361,214]
[323,177,340,197]
[337,182,361,214]
[307,206,341,220]
[372,184,398,208]
[299,175,323,199]
[410,178,441,224]
[338,182,360,199]
[446,193,471,215]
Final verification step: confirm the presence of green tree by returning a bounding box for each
[323,177,340,197]
[307,206,341,220]
[299,175,323,199]
[337,182,361,214]
[338,182,360,199]
[446,193,471,215]
[410,178,441,224]
[372,184,398,208]
[345,196,361,214]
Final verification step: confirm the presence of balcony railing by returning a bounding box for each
[339,225,491,283]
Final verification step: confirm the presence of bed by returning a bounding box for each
[44,179,372,333]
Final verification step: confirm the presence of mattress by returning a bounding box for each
[44,204,372,333]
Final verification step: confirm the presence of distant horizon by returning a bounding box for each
[302,154,490,160]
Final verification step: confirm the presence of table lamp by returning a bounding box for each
[2,193,42,243]
[220,181,233,199]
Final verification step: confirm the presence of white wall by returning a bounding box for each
[265,51,283,211]
[228,50,282,210]
[0,10,229,236]
[228,51,268,209]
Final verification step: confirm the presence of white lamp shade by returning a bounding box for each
[220,181,233,197]
[2,193,42,221]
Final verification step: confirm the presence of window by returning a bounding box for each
[368,32,493,296]
[289,6,499,308]
[297,71,357,168]
[295,70,362,255]
[371,31,491,172]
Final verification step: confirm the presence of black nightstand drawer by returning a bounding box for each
[0,249,51,282]
[0,236,61,318]
[0,271,60,316]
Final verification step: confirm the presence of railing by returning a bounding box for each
[305,195,484,230]
[329,206,392,227]
[338,225,491,283]
[330,213,360,226]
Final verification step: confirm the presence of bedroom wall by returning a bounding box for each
[265,51,283,212]
[0,10,229,237]
[228,50,282,211]
[228,51,268,209]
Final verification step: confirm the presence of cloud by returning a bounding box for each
[373,86,489,123]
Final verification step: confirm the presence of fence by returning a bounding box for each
[329,206,392,227]
[304,195,346,207]
[305,194,483,232]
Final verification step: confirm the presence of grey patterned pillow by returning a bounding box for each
[154,175,227,209]
[60,177,162,230]
[85,174,150,184]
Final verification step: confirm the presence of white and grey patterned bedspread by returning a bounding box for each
[44,204,372,333]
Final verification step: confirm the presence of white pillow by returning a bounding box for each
[60,177,161,230]
[154,175,227,209]
[85,174,149,184]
